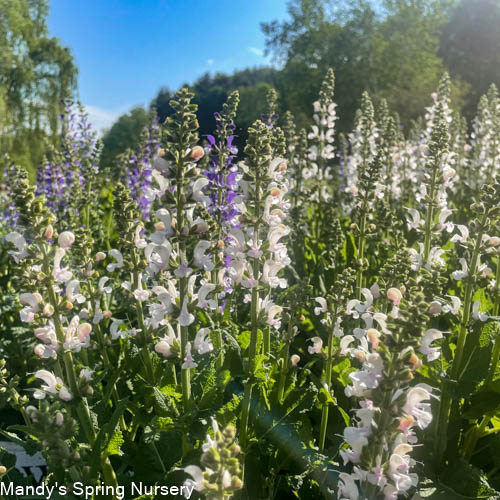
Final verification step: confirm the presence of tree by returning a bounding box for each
[440,0,500,118]
[262,0,463,131]
[100,106,151,170]
[0,0,78,171]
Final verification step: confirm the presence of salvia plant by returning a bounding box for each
[0,70,499,500]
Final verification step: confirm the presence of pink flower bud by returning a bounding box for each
[43,304,54,317]
[77,323,92,340]
[95,251,106,262]
[44,224,54,239]
[366,328,381,349]
[387,287,402,306]
[190,145,205,161]
[58,231,75,249]
[55,412,64,426]
[427,301,442,316]
[103,310,112,319]
[290,354,300,367]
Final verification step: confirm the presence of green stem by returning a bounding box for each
[319,319,336,451]
[277,322,293,404]
[356,208,367,300]
[460,256,500,459]
[434,215,487,469]
[423,161,438,263]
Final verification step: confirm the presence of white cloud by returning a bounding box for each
[84,105,119,135]
[248,46,264,57]
[207,58,214,65]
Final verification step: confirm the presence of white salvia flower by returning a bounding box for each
[5,232,29,262]
[134,226,147,249]
[19,292,42,322]
[197,283,217,309]
[80,368,93,382]
[174,253,193,278]
[53,248,72,283]
[346,289,373,318]
[426,247,446,269]
[472,301,489,321]
[133,273,150,302]
[194,328,213,355]
[452,258,468,280]
[405,208,423,231]
[183,465,205,492]
[402,385,433,429]
[179,297,195,327]
[58,231,75,249]
[266,304,283,329]
[314,297,327,315]
[155,324,178,357]
[290,354,300,366]
[437,209,454,233]
[262,259,285,288]
[98,276,112,294]
[66,280,86,304]
[419,329,443,361]
[192,178,210,204]
[337,472,359,500]
[34,344,57,359]
[450,225,469,244]
[110,319,125,340]
[442,295,461,315]
[308,337,323,355]
[193,240,214,271]
[33,370,72,401]
[106,249,124,272]
[182,342,197,369]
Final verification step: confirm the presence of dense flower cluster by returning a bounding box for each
[1,70,499,500]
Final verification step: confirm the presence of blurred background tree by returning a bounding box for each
[0,0,78,170]
[3,0,500,174]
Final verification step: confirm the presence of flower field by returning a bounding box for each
[0,70,499,499]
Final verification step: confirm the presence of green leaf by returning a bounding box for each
[462,391,500,419]
[105,430,124,456]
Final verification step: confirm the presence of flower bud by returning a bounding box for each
[488,236,500,247]
[366,328,381,349]
[369,223,376,231]
[155,221,166,231]
[217,239,225,249]
[43,303,54,317]
[387,287,402,306]
[95,251,106,262]
[0,466,7,475]
[190,146,205,161]
[55,412,64,426]
[103,310,112,319]
[427,301,442,316]
[44,224,54,239]
[290,354,300,367]
[270,187,281,197]
[77,323,92,340]
[299,314,305,322]
[63,300,73,310]
[231,477,243,490]
[58,231,75,249]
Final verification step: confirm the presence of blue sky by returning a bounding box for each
[48,0,288,131]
